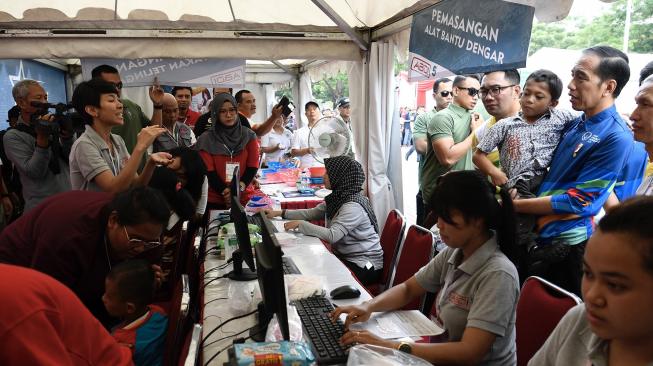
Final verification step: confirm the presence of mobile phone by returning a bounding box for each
[278,96,294,117]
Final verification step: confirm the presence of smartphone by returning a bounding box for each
[278,96,294,117]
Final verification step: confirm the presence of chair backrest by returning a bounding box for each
[379,209,407,290]
[164,274,191,366]
[516,276,582,366]
[180,324,202,366]
[388,224,435,310]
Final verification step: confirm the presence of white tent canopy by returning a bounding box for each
[0,0,617,228]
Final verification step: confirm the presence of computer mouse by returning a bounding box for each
[329,285,361,300]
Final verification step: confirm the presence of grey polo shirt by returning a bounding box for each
[529,304,653,366]
[415,235,519,366]
[285,202,383,270]
[69,125,130,191]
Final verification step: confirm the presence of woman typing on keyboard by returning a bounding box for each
[263,156,383,285]
[331,170,520,365]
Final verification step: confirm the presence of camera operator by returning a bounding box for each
[2,80,72,212]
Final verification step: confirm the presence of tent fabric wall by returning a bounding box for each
[297,73,314,128]
[350,40,403,231]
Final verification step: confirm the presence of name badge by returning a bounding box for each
[226,163,240,183]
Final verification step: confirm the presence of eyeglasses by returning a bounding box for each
[479,85,516,98]
[439,91,452,97]
[123,226,161,250]
[219,107,237,115]
[109,82,123,90]
[457,87,479,97]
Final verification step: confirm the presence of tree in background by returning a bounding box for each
[529,0,653,55]
[312,72,349,107]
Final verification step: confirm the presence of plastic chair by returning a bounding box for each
[388,224,435,310]
[163,274,192,366]
[366,209,406,295]
[516,276,582,366]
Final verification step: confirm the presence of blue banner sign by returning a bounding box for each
[408,0,534,81]
[81,58,245,88]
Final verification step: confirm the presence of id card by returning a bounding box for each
[225,162,240,183]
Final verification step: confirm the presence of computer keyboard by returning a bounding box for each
[293,296,350,365]
[247,214,278,233]
[282,257,301,275]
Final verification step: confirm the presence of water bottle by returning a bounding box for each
[300,170,310,191]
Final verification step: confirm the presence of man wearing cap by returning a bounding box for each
[291,101,323,168]
[337,97,356,159]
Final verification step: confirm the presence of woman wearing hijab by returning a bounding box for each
[263,156,383,285]
[195,93,259,209]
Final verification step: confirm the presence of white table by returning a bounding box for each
[258,182,326,204]
[201,214,371,365]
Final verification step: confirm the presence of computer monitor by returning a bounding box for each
[228,195,257,281]
[250,212,290,342]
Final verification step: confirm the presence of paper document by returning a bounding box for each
[349,310,444,339]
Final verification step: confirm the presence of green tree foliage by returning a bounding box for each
[529,0,653,55]
[311,72,349,106]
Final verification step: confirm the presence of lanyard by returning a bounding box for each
[107,145,120,176]
[165,126,179,146]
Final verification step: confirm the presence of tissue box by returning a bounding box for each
[232,341,315,366]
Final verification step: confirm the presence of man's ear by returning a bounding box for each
[85,105,98,119]
[513,85,522,99]
[603,79,617,97]
[107,211,120,230]
[550,99,559,108]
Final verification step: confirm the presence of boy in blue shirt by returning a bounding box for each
[103,260,168,366]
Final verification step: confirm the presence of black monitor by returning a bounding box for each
[250,212,290,342]
[228,195,257,281]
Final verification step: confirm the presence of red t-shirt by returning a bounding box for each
[179,109,201,128]
[0,264,133,365]
[199,139,260,205]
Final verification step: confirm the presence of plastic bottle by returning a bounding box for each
[300,169,310,191]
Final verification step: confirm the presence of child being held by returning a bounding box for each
[103,260,168,366]
[473,69,578,276]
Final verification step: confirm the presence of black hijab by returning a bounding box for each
[194,93,255,156]
[324,156,379,233]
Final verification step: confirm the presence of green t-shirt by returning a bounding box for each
[413,108,438,183]
[112,98,150,154]
[420,103,474,204]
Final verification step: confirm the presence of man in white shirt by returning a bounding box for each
[291,101,322,168]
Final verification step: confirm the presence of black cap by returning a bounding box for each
[336,97,350,108]
[7,105,20,122]
[304,101,319,111]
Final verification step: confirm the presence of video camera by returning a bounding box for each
[30,101,84,135]
[277,96,294,118]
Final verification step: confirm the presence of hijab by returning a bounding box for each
[324,156,379,233]
[194,93,255,156]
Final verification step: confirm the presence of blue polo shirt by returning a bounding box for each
[613,141,647,200]
[537,105,640,245]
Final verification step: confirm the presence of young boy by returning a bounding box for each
[103,260,168,366]
[473,69,577,277]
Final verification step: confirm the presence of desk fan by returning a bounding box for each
[308,116,352,163]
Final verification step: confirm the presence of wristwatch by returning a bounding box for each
[397,342,412,354]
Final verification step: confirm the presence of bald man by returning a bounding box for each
[152,93,196,153]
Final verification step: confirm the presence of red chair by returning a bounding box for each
[164,274,192,366]
[516,276,582,366]
[388,224,435,310]
[366,209,406,295]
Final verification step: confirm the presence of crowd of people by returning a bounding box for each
[0,44,652,365]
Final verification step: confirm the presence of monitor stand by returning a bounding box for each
[227,249,257,281]
[249,301,270,342]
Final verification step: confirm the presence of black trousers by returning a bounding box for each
[527,241,587,297]
[416,190,425,227]
[341,259,382,286]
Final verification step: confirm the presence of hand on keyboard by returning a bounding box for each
[339,329,394,349]
[330,303,372,329]
[284,221,301,232]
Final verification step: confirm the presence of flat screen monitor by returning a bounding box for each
[251,212,290,341]
[228,195,257,281]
